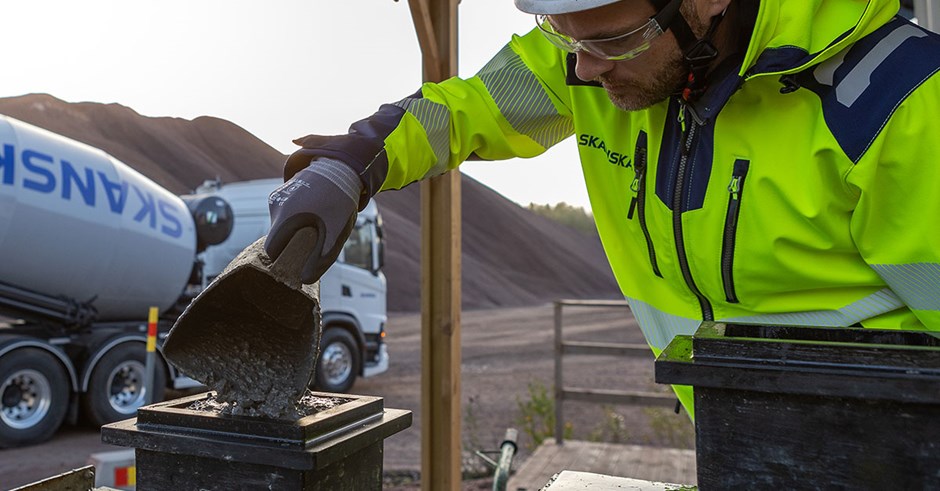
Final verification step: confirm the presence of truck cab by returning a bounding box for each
[197,178,388,393]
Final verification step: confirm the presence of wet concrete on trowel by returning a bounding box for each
[188,391,350,419]
[164,237,323,420]
[176,297,322,419]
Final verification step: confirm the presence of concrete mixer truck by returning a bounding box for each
[0,115,388,447]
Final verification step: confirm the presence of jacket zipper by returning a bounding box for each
[673,100,714,321]
[628,131,663,277]
[721,159,750,303]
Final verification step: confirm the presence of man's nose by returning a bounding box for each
[574,51,615,82]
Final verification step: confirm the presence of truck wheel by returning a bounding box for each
[82,343,166,428]
[0,348,69,448]
[313,328,359,393]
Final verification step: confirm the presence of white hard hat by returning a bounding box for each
[514,0,622,15]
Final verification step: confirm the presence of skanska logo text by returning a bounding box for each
[578,134,632,168]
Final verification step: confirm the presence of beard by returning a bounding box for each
[598,51,687,111]
[598,1,711,111]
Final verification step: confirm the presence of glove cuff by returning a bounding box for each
[304,158,363,205]
[286,103,406,209]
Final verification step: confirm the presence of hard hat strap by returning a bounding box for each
[650,0,726,101]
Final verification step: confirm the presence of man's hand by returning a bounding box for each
[264,158,363,284]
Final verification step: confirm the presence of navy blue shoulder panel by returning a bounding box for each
[795,17,940,163]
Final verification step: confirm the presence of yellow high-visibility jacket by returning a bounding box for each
[297,0,940,416]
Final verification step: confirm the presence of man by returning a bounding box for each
[265,0,940,416]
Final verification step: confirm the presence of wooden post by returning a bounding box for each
[419,173,461,491]
[407,0,461,489]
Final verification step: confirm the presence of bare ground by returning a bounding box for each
[0,304,693,490]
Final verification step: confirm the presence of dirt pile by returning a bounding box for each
[0,93,620,311]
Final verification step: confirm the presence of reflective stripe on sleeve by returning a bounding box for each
[393,96,452,179]
[870,263,940,312]
[475,45,573,149]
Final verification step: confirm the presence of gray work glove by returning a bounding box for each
[264,158,363,284]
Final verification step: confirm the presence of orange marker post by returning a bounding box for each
[144,307,158,405]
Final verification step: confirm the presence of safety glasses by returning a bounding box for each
[536,14,664,61]
[535,0,683,61]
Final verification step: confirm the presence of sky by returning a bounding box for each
[0,0,593,211]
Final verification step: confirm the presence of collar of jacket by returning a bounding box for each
[741,0,900,79]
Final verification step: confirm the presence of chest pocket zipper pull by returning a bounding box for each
[728,176,741,200]
[628,176,640,219]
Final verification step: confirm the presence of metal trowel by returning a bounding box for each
[163,227,321,419]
